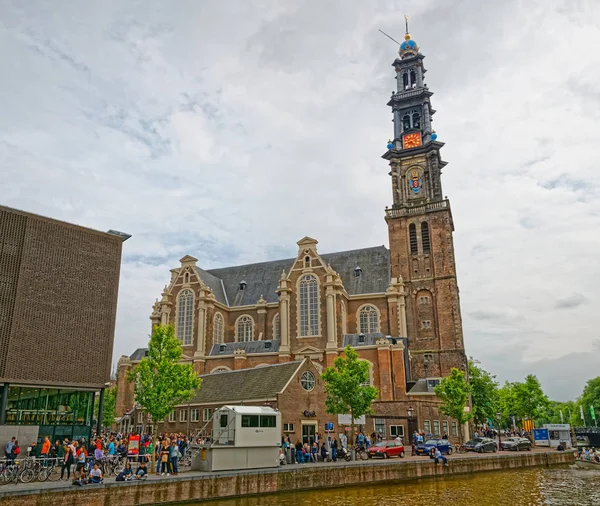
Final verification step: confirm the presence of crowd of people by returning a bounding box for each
[2,431,193,485]
[576,447,600,462]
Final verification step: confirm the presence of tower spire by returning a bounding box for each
[405,14,409,37]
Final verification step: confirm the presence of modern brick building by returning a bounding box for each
[117,27,469,443]
[0,204,128,442]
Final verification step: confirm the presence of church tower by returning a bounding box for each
[383,22,467,381]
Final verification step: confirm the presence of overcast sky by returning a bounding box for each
[2,0,599,401]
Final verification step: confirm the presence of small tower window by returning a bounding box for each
[412,113,421,129]
[403,73,409,89]
[409,224,418,255]
[410,70,416,87]
[403,115,411,131]
[239,280,247,291]
[184,272,190,284]
[304,256,311,268]
[421,222,431,253]
[354,266,362,277]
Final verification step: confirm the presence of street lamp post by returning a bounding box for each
[496,412,502,450]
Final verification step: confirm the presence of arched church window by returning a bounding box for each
[236,315,254,342]
[213,313,224,344]
[177,290,194,346]
[403,73,409,89]
[273,314,280,340]
[409,224,418,255]
[299,274,319,336]
[403,115,411,131]
[358,305,379,334]
[421,222,431,253]
[410,70,416,86]
[412,113,421,129]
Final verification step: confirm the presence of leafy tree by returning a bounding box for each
[512,374,550,422]
[434,368,473,443]
[94,386,117,430]
[580,377,600,423]
[468,359,499,426]
[127,325,200,471]
[321,346,379,444]
[497,382,518,428]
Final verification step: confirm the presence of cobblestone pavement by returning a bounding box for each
[0,447,561,496]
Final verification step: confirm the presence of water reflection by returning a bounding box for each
[195,467,600,506]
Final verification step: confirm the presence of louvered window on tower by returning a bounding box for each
[421,222,431,253]
[410,70,416,86]
[403,115,411,131]
[409,224,418,255]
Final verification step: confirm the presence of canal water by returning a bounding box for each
[195,466,600,506]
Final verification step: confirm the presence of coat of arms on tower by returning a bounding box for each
[410,170,422,194]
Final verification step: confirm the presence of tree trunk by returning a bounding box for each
[151,422,157,474]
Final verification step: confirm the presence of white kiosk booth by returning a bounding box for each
[544,424,572,449]
[195,405,281,472]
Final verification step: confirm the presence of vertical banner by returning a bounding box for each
[590,406,596,420]
[580,405,585,422]
[560,410,564,423]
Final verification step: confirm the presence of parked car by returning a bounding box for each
[501,437,532,451]
[416,439,453,456]
[368,441,405,459]
[464,438,497,453]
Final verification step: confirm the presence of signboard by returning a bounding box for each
[337,414,366,425]
[325,422,334,432]
[533,428,549,446]
[128,434,141,455]
[544,424,570,431]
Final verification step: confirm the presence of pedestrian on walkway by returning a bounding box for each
[61,446,74,480]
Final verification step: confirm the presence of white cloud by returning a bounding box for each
[2,0,600,400]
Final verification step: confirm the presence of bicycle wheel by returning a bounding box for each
[113,463,125,475]
[360,451,369,461]
[19,469,35,484]
[47,466,62,482]
[37,468,49,482]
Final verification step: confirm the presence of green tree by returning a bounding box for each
[434,368,473,443]
[94,386,117,430]
[321,346,378,444]
[580,377,600,424]
[512,374,550,423]
[497,382,518,427]
[468,359,499,426]
[127,325,200,471]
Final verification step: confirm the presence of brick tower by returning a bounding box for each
[383,24,467,382]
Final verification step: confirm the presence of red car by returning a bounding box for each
[368,440,405,459]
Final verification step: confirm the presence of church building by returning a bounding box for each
[116,26,469,442]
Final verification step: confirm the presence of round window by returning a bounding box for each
[301,371,316,391]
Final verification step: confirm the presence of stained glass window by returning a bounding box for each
[359,305,378,334]
[177,290,194,345]
[299,275,319,336]
[213,313,224,344]
[237,315,253,342]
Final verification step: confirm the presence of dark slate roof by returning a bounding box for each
[321,246,390,297]
[208,340,279,356]
[195,267,228,306]
[342,333,386,347]
[129,348,148,360]
[190,361,303,404]
[206,258,293,306]
[203,245,390,307]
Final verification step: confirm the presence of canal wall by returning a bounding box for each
[0,451,574,506]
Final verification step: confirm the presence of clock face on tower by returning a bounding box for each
[403,132,422,149]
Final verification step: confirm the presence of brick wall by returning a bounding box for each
[0,206,123,388]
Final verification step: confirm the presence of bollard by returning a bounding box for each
[286,448,292,464]
[351,448,356,461]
